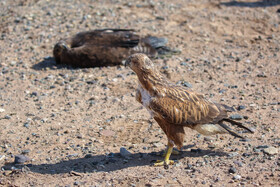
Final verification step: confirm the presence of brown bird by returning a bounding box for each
[125,53,254,167]
[53,29,173,68]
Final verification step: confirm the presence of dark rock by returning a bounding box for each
[219,89,226,94]
[182,81,192,88]
[242,153,251,157]
[230,114,243,120]
[4,115,11,119]
[237,105,246,111]
[23,123,30,128]
[191,148,202,153]
[120,147,132,158]
[240,138,251,142]
[229,167,237,174]
[256,145,269,149]
[84,154,92,158]
[22,150,30,154]
[180,62,187,66]
[14,155,30,164]
[185,164,193,169]
[73,181,81,186]
[256,73,267,77]
[161,66,168,70]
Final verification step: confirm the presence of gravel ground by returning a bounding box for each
[0,0,280,186]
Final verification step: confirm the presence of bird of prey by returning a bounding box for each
[53,29,174,68]
[125,53,254,167]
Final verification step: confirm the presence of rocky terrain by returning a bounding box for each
[0,0,279,186]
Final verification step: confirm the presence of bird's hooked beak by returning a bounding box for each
[124,59,130,67]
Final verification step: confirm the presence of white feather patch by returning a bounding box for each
[138,84,154,117]
[194,124,227,135]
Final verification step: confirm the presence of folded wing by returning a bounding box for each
[149,86,226,125]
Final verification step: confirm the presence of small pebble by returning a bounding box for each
[204,136,214,142]
[208,144,215,149]
[0,155,5,162]
[182,81,192,88]
[22,150,30,154]
[233,175,241,180]
[229,167,237,174]
[233,160,243,167]
[4,115,11,119]
[74,181,81,186]
[227,152,239,158]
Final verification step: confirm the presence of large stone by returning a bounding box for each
[263,147,278,155]
[14,155,30,164]
[120,147,132,158]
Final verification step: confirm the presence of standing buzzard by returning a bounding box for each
[125,53,253,167]
[53,29,172,68]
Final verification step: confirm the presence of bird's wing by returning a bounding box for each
[149,85,224,125]
[70,29,140,48]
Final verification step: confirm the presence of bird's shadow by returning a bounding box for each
[3,147,228,174]
[220,0,280,8]
[31,56,73,70]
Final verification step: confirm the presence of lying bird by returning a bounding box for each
[125,53,254,167]
[53,29,174,68]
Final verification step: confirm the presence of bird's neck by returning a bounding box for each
[136,69,166,95]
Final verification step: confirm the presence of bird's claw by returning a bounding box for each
[153,160,174,167]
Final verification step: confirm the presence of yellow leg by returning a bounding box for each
[162,147,180,157]
[154,145,174,167]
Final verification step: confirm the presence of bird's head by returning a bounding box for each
[125,53,155,74]
[53,42,69,63]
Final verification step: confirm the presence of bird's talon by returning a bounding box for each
[155,160,163,163]
[153,160,174,167]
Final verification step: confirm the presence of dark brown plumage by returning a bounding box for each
[125,53,254,167]
[53,29,171,68]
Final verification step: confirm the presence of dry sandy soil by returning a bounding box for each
[0,0,280,186]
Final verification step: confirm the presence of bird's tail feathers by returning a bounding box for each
[132,43,158,57]
[223,118,254,133]
[218,123,245,139]
[142,36,168,49]
[220,104,236,112]
[141,36,181,57]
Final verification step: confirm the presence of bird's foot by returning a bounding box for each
[153,160,174,167]
[162,148,180,157]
